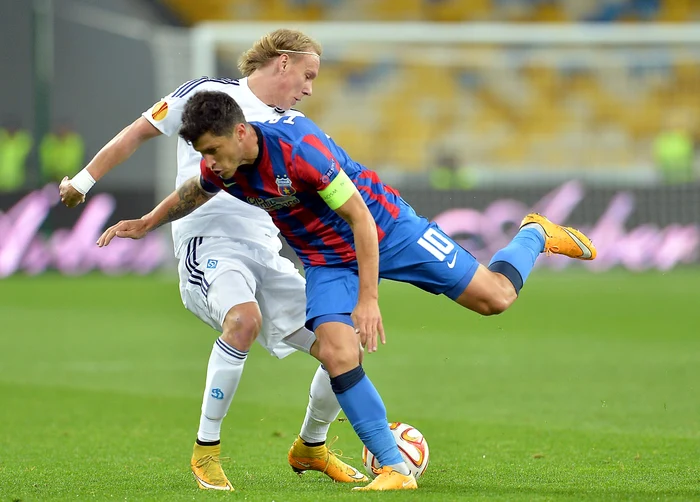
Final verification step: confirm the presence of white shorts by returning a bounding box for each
[177,237,308,359]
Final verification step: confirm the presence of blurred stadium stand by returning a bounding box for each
[153,0,700,183]
[160,0,699,24]
[1,0,698,189]
[201,39,700,185]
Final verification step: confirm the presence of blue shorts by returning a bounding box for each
[305,208,479,328]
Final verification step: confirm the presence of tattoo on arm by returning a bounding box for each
[154,179,212,229]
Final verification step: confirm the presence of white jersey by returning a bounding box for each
[142,77,302,258]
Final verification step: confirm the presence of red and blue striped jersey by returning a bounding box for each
[199,116,404,267]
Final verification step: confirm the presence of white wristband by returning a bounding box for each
[70,169,96,195]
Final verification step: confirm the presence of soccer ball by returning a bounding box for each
[361,422,430,479]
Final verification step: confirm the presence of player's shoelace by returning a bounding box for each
[194,454,230,470]
[370,466,384,476]
[323,436,354,475]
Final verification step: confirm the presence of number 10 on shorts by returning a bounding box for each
[417,228,455,261]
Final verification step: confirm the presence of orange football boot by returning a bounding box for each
[521,213,597,260]
[288,436,367,483]
[190,442,233,491]
[352,466,417,491]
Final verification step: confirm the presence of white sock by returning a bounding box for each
[299,364,341,444]
[197,337,248,443]
[389,462,411,475]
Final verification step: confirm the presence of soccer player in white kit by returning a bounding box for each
[59,29,367,490]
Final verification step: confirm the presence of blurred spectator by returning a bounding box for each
[652,114,695,184]
[429,152,475,190]
[0,120,33,191]
[40,123,85,182]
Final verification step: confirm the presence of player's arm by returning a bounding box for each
[292,129,386,351]
[61,85,191,208]
[96,175,215,247]
[59,117,162,207]
[322,171,385,353]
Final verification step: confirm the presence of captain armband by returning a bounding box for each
[319,169,356,210]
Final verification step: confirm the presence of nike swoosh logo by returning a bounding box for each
[402,479,415,487]
[349,469,366,480]
[222,180,236,187]
[192,473,232,491]
[563,228,592,259]
[447,252,458,269]
[294,460,311,468]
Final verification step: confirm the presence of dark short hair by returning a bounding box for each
[179,91,247,144]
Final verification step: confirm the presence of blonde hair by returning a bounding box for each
[238,29,322,77]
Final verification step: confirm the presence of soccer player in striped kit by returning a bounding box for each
[59,30,367,491]
[97,91,596,491]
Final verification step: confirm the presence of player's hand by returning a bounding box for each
[97,219,149,247]
[352,299,385,353]
[59,176,86,208]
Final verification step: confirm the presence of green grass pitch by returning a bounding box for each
[1,269,699,501]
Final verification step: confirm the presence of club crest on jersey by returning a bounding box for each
[275,175,296,196]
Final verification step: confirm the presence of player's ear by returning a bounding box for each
[279,53,288,72]
[235,123,247,141]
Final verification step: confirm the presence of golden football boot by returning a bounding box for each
[520,213,597,260]
[352,466,418,491]
[190,442,233,491]
[288,435,368,483]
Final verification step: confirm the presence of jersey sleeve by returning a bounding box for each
[144,77,246,137]
[198,158,223,194]
[291,133,357,209]
[142,94,185,137]
[141,78,207,136]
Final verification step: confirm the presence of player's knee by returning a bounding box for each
[317,344,358,368]
[316,341,360,374]
[221,305,262,350]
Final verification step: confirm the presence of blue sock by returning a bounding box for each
[330,366,404,467]
[488,227,545,294]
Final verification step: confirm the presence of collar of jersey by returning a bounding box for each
[248,124,264,170]
[239,77,286,114]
